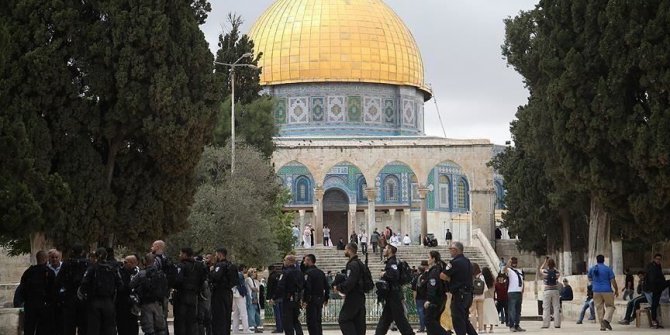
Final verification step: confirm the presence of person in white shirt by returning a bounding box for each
[359,231,368,254]
[303,225,312,248]
[402,234,411,246]
[323,225,331,246]
[390,233,400,247]
[503,257,525,332]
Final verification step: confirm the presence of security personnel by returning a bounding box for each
[173,247,207,335]
[334,243,366,335]
[56,245,89,335]
[20,250,56,335]
[117,255,140,335]
[80,247,123,335]
[375,245,414,335]
[424,251,448,335]
[440,241,477,335]
[302,254,329,335]
[210,247,236,335]
[274,254,304,335]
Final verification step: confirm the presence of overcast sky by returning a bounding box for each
[201,1,538,145]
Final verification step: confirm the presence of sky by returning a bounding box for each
[200,1,538,145]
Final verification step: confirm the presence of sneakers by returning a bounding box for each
[510,326,525,332]
[603,320,612,330]
[576,321,583,324]
[509,328,517,332]
[617,320,630,325]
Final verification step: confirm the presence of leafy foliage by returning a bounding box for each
[171,144,293,266]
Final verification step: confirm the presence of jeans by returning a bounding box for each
[273,300,283,332]
[622,289,634,301]
[415,299,426,331]
[496,300,507,324]
[577,299,595,322]
[507,292,522,328]
[623,295,647,321]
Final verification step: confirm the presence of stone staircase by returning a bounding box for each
[294,245,491,275]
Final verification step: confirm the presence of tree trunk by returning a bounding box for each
[588,198,611,267]
[611,238,623,275]
[560,209,573,275]
[29,231,47,265]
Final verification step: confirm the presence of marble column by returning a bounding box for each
[418,186,429,241]
[314,186,324,245]
[389,208,398,234]
[349,204,358,237]
[299,210,306,235]
[365,187,377,238]
[403,209,411,242]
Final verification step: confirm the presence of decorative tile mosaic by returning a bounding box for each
[402,99,415,128]
[311,97,325,122]
[327,96,346,122]
[274,98,287,124]
[364,97,382,124]
[288,97,309,124]
[384,99,395,124]
[347,96,362,122]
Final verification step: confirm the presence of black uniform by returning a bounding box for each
[337,255,366,335]
[210,260,236,335]
[303,265,329,335]
[117,265,139,335]
[173,259,207,335]
[267,269,284,333]
[56,256,89,335]
[274,265,304,335]
[375,255,414,335]
[442,254,476,335]
[20,263,56,335]
[425,262,447,335]
[80,261,123,335]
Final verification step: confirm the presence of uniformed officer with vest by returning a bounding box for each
[273,254,304,335]
[56,245,89,335]
[424,251,448,335]
[375,245,414,335]
[302,254,329,335]
[209,247,236,335]
[173,247,207,335]
[20,250,56,335]
[440,241,477,335]
[80,247,123,335]
[334,243,366,335]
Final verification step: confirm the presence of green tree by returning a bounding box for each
[1,0,219,253]
[172,144,293,266]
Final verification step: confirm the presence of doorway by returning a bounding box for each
[323,189,349,245]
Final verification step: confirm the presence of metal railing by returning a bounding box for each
[263,287,419,324]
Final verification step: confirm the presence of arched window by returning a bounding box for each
[438,175,450,208]
[384,175,400,202]
[295,176,311,203]
[457,178,469,209]
[358,176,368,202]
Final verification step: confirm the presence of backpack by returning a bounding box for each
[415,273,428,297]
[473,276,486,296]
[94,264,117,298]
[397,260,412,286]
[141,268,169,301]
[545,269,558,286]
[158,255,178,288]
[236,272,248,297]
[358,260,375,293]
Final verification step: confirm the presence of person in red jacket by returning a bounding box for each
[494,274,508,326]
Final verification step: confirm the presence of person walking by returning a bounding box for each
[302,254,329,335]
[292,226,301,248]
[424,251,447,335]
[374,245,415,335]
[80,248,123,335]
[323,225,331,246]
[360,231,369,254]
[21,250,56,335]
[334,243,367,335]
[130,253,169,335]
[576,283,596,324]
[412,262,429,333]
[267,265,283,333]
[494,274,508,326]
[481,267,498,333]
[371,228,381,254]
[274,255,304,335]
[303,226,312,248]
[210,248,237,335]
[470,263,485,333]
[588,254,618,331]
[502,257,525,332]
[440,241,478,335]
[540,258,561,329]
[445,230,452,245]
[645,253,668,329]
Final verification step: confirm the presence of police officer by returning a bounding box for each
[273,254,304,335]
[302,254,329,335]
[56,245,89,335]
[209,248,236,335]
[173,247,208,335]
[424,251,448,335]
[375,245,414,335]
[20,250,56,335]
[334,243,366,335]
[80,247,123,335]
[440,242,477,335]
[117,255,140,335]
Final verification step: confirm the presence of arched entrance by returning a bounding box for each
[323,189,350,245]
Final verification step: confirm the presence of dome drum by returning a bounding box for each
[269,82,425,137]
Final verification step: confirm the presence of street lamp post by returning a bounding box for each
[214,53,258,174]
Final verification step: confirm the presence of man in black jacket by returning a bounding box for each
[267,264,284,333]
[80,248,123,335]
[274,255,304,335]
[645,253,669,329]
[173,247,207,335]
[117,255,140,335]
[21,250,56,335]
[335,243,366,335]
[424,251,448,335]
[302,254,329,335]
[56,245,89,335]
[375,245,414,335]
[210,248,236,335]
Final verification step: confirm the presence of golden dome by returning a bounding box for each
[249,0,431,98]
